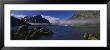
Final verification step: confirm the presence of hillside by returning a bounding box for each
[11,16,24,26]
[69,10,100,19]
[11,16,31,26]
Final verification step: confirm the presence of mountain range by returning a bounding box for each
[12,14,61,24]
[11,11,100,26]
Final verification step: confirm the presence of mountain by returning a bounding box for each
[11,16,30,26]
[11,14,62,25]
[69,10,100,19]
[41,15,60,24]
[21,15,50,24]
[11,16,24,26]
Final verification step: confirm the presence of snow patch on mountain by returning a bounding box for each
[41,15,60,24]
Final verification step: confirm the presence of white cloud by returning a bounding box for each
[11,14,26,19]
[59,18,100,25]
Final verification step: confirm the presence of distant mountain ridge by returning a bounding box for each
[12,14,60,24]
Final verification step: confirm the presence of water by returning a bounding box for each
[36,25,81,40]
[11,25,100,40]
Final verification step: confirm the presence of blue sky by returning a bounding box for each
[11,10,76,20]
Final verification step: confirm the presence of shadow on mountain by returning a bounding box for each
[11,15,53,40]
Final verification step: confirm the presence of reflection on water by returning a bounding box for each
[11,25,100,40]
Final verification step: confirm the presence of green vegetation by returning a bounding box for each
[72,25,100,40]
[69,14,82,19]
[83,32,99,40]
[13,25,53,40]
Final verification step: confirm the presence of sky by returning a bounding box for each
[11,10,76,20]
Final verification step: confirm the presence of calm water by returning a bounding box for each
[11,25,100,40]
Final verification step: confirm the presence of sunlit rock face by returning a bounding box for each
[69,10,100,19]
[41,15,60,24]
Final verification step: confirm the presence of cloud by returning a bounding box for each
[11,14,26,19]
[59,18,100,25]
